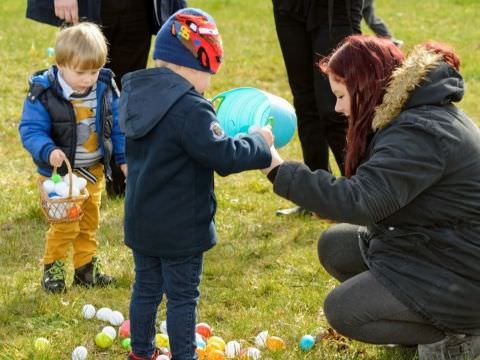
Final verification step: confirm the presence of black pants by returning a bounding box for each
[362,0,392,38]
[273,11,357,173]
[101,0,152,197]
[317,223,445,344]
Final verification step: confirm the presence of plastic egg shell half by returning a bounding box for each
[225,340,241,358]
[81,304,96,319]
[109,310,124,326]
[71,345,88,360]
[42,179,55,194]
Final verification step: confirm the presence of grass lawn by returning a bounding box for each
[0,0,479,359]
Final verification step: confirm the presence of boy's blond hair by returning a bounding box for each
[55,22,108,70]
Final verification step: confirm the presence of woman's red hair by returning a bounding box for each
[320,35,404,177]
[320,36,461,177]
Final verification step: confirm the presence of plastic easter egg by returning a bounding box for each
[158,347,171,357]
[205,342,222,354]
[71,345,88,360]
[76,177,87,190]
[207,349,225,360]
[95,332,113,349]
[156,333,170,348]
[156,355,170,360]
[207,336,226,351]
[42,179,55,194]
[68,205,81,219]
[266,336,285,351]
[81,304,96,319]
[196,336,206,350]
[51,173,62,184]
[48,192,59,198]
[96,307,113,322]
[121,337,131,350]
[254,331,268,348]
[54,181,69,198]
[160,319,168,335]
[196,347,207,360]
[102,326,116,340]
[46,47,55,57]
[34,337,50,352]
[109,310,124,326]
[196,323,212,339]
[225,340,241,358]
[63,174,76,184]
[299,334,315,352]
[119,319,131,338]
[71,185,80,197]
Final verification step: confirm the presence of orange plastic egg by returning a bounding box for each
[266,336,286,351]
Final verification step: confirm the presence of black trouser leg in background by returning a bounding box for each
[100,0,152,197]
[362,0,392,38]
[273,11,352,173]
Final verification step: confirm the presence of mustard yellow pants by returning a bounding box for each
[42,163,105,269]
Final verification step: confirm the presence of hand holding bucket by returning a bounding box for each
[211,87,297,148]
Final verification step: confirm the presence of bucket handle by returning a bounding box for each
[210,95,225,112]
[266,115,274,127]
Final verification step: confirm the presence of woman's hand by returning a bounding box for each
[262,146,284,175]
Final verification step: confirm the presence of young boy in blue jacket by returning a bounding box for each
[19,22,126,293]
[119,8,273,360]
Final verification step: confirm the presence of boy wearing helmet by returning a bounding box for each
[119,8,273,360]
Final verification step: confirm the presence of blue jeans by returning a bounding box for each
[129,251,203,359]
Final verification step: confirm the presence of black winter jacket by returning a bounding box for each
[26,0,186,34]
[273,46,480,334]
[119,67,271,258]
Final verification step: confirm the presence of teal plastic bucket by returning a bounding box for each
[211,87,297,148]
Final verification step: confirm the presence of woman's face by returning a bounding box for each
[328,75,351,118]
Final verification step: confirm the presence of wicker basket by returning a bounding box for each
[38,158,89,223]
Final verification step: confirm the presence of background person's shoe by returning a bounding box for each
[418,334,480,360]
[391,38,404,48]
[73,256,115,287]
[276,206,312,216]
[42,260,66,293]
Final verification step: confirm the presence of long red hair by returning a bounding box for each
[320,35,404,177]
[320,36,461,177]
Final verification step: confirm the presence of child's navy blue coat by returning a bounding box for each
[119,67,272,257]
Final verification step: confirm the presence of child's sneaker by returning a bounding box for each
[127,349,160,360]
[418,334,480,360]
[42,260,66,293]
[72,256,115,287]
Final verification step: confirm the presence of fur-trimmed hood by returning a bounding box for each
[372,46,464,131]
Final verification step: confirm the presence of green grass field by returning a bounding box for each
[1,0,479,359]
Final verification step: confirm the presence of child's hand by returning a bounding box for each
[49,149,66,168]
[120,164,128,178]
[255,125,274,147]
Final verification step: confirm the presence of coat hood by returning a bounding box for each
[372,46,464,131]
[119,67,193,139]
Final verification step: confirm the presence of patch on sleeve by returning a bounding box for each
[210,121,226,140]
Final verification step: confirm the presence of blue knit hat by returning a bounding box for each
[153,8,223,74]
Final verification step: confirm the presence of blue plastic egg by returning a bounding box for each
[299,334,315,352]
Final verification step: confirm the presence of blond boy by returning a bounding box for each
[19,22,126,293]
